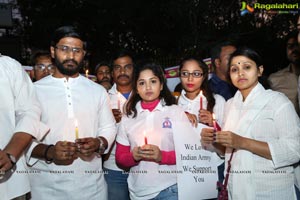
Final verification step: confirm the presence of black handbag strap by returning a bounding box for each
[223,149,235,188]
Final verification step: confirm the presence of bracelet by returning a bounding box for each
[95,137,106,155]
[44,144,54,164]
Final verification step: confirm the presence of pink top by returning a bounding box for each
[140,99,160,111]
[115,99,176,168]
[116,143,176,168]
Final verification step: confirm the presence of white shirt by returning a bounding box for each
[117,101,186,200]
[0,55,48,200]
[27,75,116,200]
[177,90,225,127]
[103,83,129,171]
[223,83,300,200]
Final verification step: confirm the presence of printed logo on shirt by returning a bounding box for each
[162,117,172,128]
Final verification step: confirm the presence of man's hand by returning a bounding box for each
[75,137,100,157]
[0,150,13,174]
[51,141,77,165]
[112,109,122,123]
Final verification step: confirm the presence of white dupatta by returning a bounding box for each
[223,83,275,200]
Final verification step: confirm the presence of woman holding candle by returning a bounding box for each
[201,47,300,199]
[116,62,191,200]
[177,56,226,194]
[177,56,226,128]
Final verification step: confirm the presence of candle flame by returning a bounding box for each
[143,130,146,137]
[212,113,216,120]
[75,119,78,127]
[200,90,203,96]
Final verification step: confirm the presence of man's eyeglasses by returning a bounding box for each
[113,64,133,72]
[180,71,203,78]
[34,64,55,72]
[55,45,85,55]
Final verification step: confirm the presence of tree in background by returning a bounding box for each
[2,0,299,74]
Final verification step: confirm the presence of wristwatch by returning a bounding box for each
[96,137,106,155]
[6,153,17,166]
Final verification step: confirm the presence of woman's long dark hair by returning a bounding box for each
[179,56,215,112]
[125,62,176,118]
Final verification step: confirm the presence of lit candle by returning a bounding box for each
[75,119,79,139]
[199,90,203,110]
[143,131,148,145]
[212,113,217,131]
[117,92,121,110]
[85,69,89,78]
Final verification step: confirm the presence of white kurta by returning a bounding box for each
[177,91,225,127]
[103,83,129,171]
[27,75,116,200]
[0,55,48,200]
[117,101,185,200]
[223,83,300,200]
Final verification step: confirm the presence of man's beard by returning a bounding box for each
[55,57,83,76]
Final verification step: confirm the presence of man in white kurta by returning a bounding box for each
[26,26,116,200]
[28,75,116,200]
[103,50,134,200]
[104,83,129,172]
[0,55,48,200]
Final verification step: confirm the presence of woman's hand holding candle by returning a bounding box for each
[198,110,213,126]
[138,144,162,163]
[200,128,226,155]
[132,147,144,162]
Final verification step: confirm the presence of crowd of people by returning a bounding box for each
[0,17,300,200]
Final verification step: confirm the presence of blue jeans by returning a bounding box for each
[296,185,300,200]
[151,184,178,200]
[103,168,129,200]
[218,162,225,183]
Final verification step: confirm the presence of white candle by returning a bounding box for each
[212,113,217,131]
[117,92,121,110]
[75,119,79,139]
